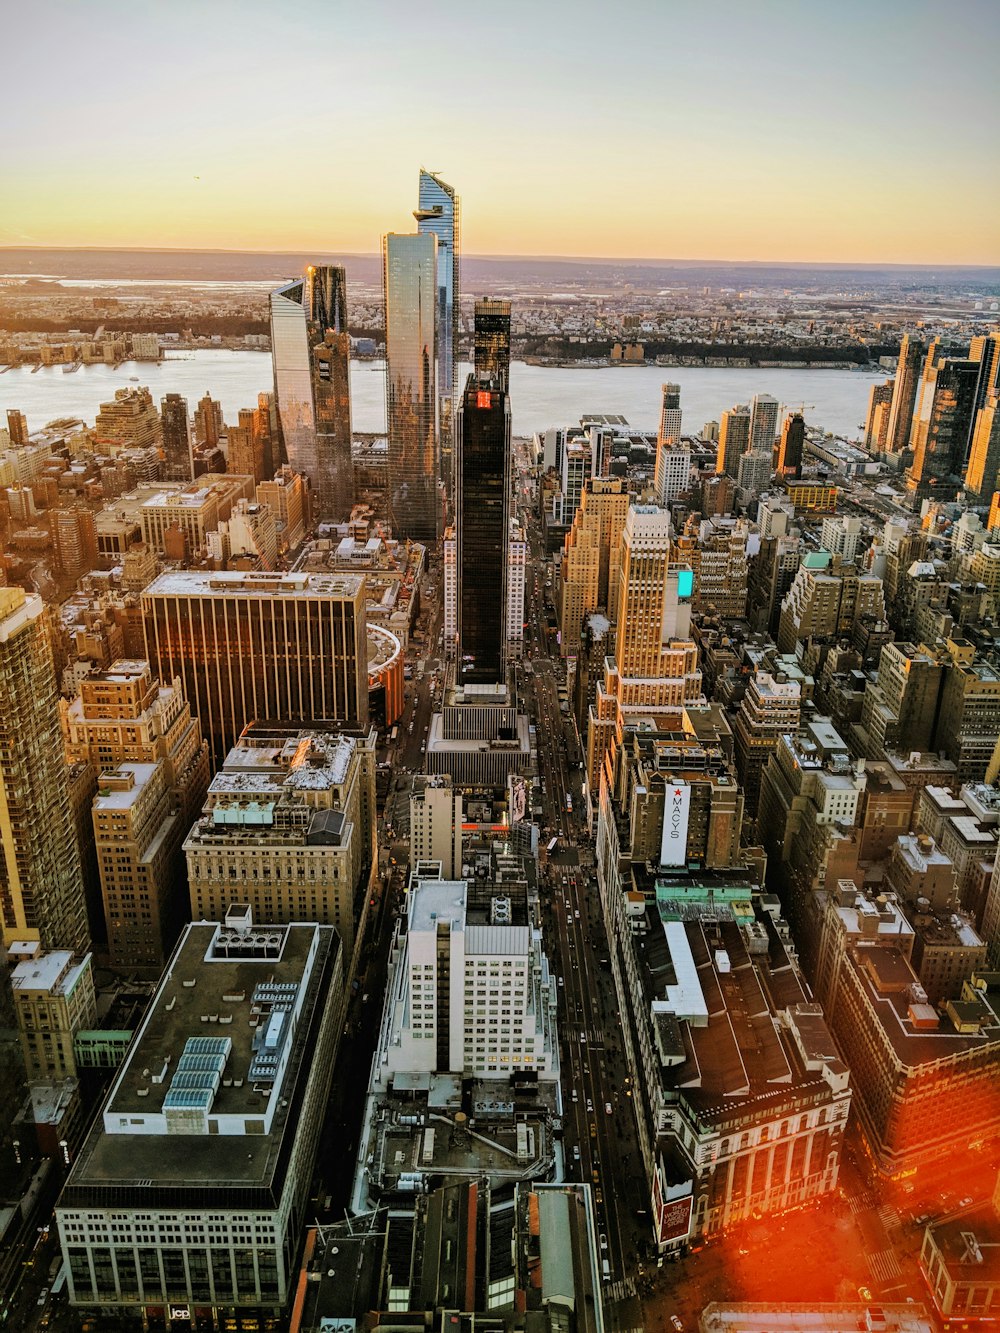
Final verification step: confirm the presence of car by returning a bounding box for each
[599,1232,608,1252]
[671,1318,684,1332]
[580,1031,587,1042]
[586,1099,593,1112]
[605,1102,612,1114]
[557,976,564,987]
[574,909,580,919]
[38,1289,49,1307]
[858,1286,872,1302]
[571,1088,578,1101]
[572,1145,580,1160]
[959,1196,973,1207]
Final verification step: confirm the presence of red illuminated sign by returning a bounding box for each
[476,390,492,409]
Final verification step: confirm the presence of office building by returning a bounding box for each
[776,411,805,476]
[384,231,439,542]
[443,523,457,653]
[474,296,511,384]
[965,393,1000,503]
[885,334,925,454]
[456,370,510,684]
[655,439,691,504]
[820,515,863,563]
[657,382,682,446]
[0,588,88,953]
[863,379,895,452]
[749,392,780,454]
[10,945,96,1081]
[716,405,750,478]
[185,724,375,968]
[94,387,161,452]
[142,571,368,766]
[736,447,772,505]
[409,774,463,878]
[920,1203,1000,1322]
[971,330,1000,415]
[138,473,256,558]
[160,393,193,483]
[935,658,1000,783]
[52,506,99,579]
[906,350,981,500]
[256,465,308,552]
[781,477,838,514]
[269,267,354,524]
[193,392,223,447]
[56,909,344,1322]
[856,640,944,759]
[733,670,803,816]
[777,551,886,654]
[814,883,1000,1176]
[373,862,558,1084]
[415,169,459,498]
[558,478,628,654]
[506,517,527,660]
[676,515,750,619]
[6,408,29,446]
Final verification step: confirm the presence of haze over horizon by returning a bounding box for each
[5,0,999,266]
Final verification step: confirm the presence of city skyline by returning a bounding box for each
[4,0,999,265]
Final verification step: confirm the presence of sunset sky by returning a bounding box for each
[4,0,998,264]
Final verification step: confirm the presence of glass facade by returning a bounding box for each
[907,355,980,497]
[270,270,354,524]
[160,393,192,482]
[384,232,440,543]
[473,298,511,386]
[456,372,510,684]
[305,265,354,522]
[415,169,459,503]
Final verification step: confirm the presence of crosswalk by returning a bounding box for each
[868,1248,901,1282]
[878,1203,901,1231]
[604,1276,637,1304]
[850,1190,877,1214]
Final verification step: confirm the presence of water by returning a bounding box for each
[0,350,878,440]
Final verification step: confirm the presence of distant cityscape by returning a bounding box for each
[2,165,1000,1333]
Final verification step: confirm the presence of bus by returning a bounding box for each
[546,837,559,856]
[390,725,398,743]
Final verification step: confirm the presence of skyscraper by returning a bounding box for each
[141,570,369,766]
[964,394,1000,503]
[749,392,780,454]
[657,382,682,446]
[384,231,439,543]
[0,588,88,953]
[473,297,511,385]
[716,405,750,477]
[905,351,980,500]
[456,369,511,684]
[415,169,459,501]
[777,411,805,476]
[160,393,193,482]
[970,331,1000,417]
[269,267,354,523]
[6,409,29,447]
[863,380,894,452]
[885,334,924,454]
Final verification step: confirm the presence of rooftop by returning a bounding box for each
[142,569,364,600]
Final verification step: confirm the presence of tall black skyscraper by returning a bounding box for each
[456,306,512,685]
[161,393,192,482]
[777,412,805,477]
[473,298,511,386]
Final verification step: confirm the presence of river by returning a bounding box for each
[0,351,879,441]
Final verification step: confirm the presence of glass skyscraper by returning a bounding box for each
[456,307,512,685]
[269,266,354,525]
[384,231,440,543]
[414,169,459,503]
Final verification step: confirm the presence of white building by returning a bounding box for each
[506,519,527,659]
[409,776,463,878]
[443,526,457,657]
[374,864,558,1083]
[654,443,691,505]
[820,515,863,563]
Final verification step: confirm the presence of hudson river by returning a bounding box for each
[0,351,879,440]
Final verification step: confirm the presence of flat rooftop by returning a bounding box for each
[142,569,364,600]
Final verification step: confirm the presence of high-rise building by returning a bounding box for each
[885,334,924,454]
[776,411,805,476]
[160,393,192,482]
[184,725,376,967]
[94,388,161,452]
[473,297,511,385]
[56,909,344,1321]
[749,393,780,454]
[657,382,682,446]
[256,465,309,552]
[732,670,803,815]
[906,349,980,500]
[970,331,1000,417]
[456,369,510,685]
[409,774,463,878]
[506,517,527,661]
[777,551,886,655]
[269,267,354,524]
[415,169,459,500]
[965,393,1000,503]
[557,478,629,654]
[384,231,439,543]
[193,392,224,448]
[141,571,369,766]
[654,439,691,503]
[863,379,895,452]
[373,863,558,1082]
[10,946,96,1081]
[6,408,29,447]
[716,405,750,477]
[736,448,772,504]
[0,588,88,954]
[52,506,99,579]
[820,515,863,563]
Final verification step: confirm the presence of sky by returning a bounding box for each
[3,0,999,265]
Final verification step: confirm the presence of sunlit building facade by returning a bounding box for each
[415,169,459,501]
[474,297,511,385]
[384,231,439,543]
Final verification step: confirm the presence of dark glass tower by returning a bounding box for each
[777,412,805,477]
[885,334,924,454]
[905,353,981,500]
[415,170,459,508]
[473,298,511,386]
[456,371,510,685]
[160,393,192,482]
